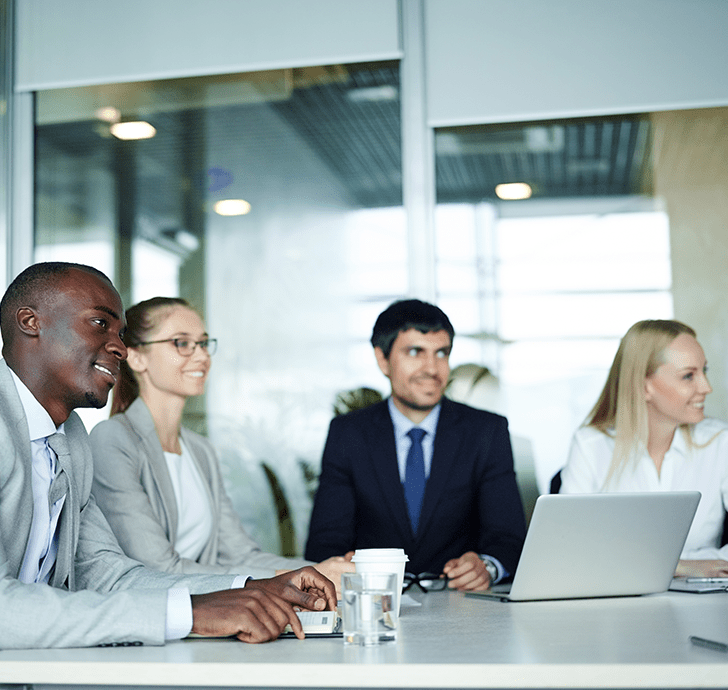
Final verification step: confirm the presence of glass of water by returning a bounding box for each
[341,572,398,645]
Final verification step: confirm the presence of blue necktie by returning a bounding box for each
[404,428,426,534]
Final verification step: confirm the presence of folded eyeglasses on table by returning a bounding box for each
[402,572,449,592]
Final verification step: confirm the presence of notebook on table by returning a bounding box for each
[467,491,700,602]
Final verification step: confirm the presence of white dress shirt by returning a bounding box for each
[561,418,728,560]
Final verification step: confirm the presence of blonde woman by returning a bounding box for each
[561,319,728,577]
[89,297,351,586]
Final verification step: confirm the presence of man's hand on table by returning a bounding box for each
[190,566,336,642]
[442,551,491,591]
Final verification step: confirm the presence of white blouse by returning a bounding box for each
[561,417,728,561]
[164,439,214,561]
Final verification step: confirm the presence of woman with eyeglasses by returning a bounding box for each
[90,297,352,584]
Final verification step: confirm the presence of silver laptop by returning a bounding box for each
[467,491,700,602]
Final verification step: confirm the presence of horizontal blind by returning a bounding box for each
[16,0,401,91]
[425,0,728,127]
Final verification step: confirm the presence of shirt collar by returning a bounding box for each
[668,426,689,457]
[388,397,441,439]
[7,365,63,441]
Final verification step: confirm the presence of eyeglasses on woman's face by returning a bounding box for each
[133,337,218,357]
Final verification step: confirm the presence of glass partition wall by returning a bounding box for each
[35,64,717,551]
[34,61,405,554]
[434,115,673,495]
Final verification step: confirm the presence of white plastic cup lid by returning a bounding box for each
[352,548,408,562]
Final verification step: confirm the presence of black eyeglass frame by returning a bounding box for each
[132,337,218,356]
[402,572,449,593]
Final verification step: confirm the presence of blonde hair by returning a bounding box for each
[586,319,697,483]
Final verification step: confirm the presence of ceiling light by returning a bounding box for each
[347,85,399,102]
[109,121,156,140]
[95,106,121,123]
[214,199,251,216]
[495,182,532,200]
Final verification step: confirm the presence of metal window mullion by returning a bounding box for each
[10,90,34,280]
[400,0,436,301]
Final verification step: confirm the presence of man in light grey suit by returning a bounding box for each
[0,262,335,650]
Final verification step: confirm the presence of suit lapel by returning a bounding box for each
[53,414,92,590]
[0,361,36,576]
[365,403,414,543]
[126,399,179,538]
[417,399,462,540]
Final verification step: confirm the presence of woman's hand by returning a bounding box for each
[313,555,355,597]
[675,559,728,578]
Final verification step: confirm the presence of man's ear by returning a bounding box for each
[16,307,40,337]
[374,346,391,378]
[126,347,147,374]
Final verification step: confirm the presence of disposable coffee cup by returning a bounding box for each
[351,548,409,615]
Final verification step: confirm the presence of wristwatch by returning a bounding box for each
[482,557,498,584]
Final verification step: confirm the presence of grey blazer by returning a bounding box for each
[90,398,310,578]
[0,361,236,650]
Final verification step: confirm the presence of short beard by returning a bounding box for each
[83,390,109,409]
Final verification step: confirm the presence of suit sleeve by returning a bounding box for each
[305,418,357,562]
[0,461,235,650]
[73,490,234,595]
[0,541,170,649]
[475,415,526,576]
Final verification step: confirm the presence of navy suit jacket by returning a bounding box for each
[305,398,526,576]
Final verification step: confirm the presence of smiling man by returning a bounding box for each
[305,299,526,591]
[0,262,335,649]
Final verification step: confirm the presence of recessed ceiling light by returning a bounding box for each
[347,85,399,102]
[495,182,532,200]
[109,121,156,140]
[214,199,251,216]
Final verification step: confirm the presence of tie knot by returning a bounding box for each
[408,428,426,444]
[47,432,69,458]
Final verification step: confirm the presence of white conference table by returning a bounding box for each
[1,589,728,690]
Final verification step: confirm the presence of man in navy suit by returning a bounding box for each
[306,300,526,591]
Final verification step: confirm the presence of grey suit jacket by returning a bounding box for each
[90,398,310,578]
[0,361,236,650]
